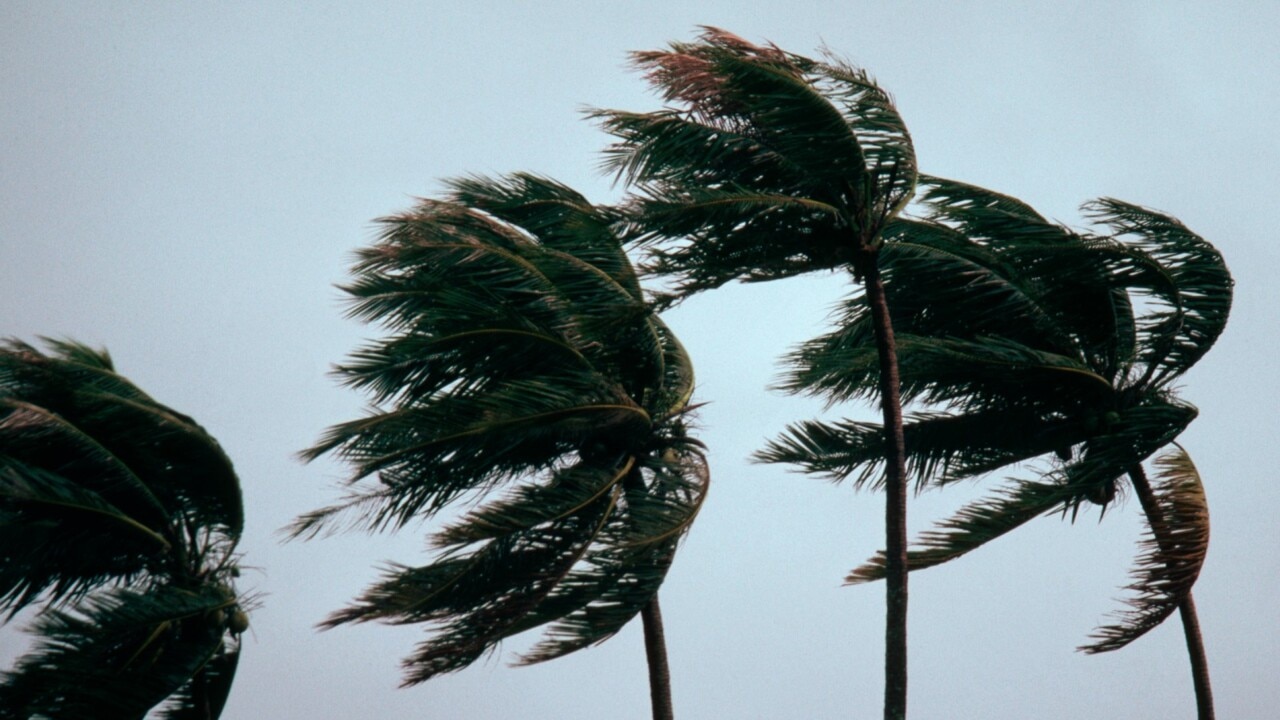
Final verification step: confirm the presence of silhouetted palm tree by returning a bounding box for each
[0,339,248,719]
[762,177,1231,718]
[595,29,917,719]
[291,174,706,720]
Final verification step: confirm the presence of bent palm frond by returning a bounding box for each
[1083,447,1209,653]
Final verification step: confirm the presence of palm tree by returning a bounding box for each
[761,177,1231,718]
[290,173,707,720]
[594,28,917,719]
[0,339,248,719]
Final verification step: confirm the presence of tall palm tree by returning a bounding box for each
[0,339,248,720]
[290,173,707,720]
[761,177,1231,718]
[594,28,917,719]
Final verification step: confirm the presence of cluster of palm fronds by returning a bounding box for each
[759,176,1231,654]
[0,340,248,719]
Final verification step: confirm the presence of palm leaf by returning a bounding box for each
[759,409,1080,491]
[1082,447,1209,653]
[1085,199,1234,386]
[0,458,169,615]
[847,476,1078,583]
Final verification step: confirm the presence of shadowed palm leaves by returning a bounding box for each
[0,339,247,720]
[595,28,917,719]
[762,177,1230,717]
[290,174,705,718]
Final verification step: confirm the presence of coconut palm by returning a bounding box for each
[0,339,248,720]
[761,177,1231,718]
[290,173,707,720]
[593,28,917,719]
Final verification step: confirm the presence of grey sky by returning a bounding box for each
[2,2,1277,718]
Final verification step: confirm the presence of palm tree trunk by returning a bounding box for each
[1127,466,1214,720]
[640,596,675,720]
[861,254,910,720]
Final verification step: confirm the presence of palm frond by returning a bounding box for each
[1082,447,1209,653]
[847,476,1078,583]
[784,332,1110,411]
[915,175,1047,223]
[1086,199,1233,386]
[0,458,169,615]
[447,173,641,299]
[759,409,1081,491]
[433,460,635,547]
[0,397,171,538]
[332,489,620,684]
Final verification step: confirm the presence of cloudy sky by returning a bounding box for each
[2,2,1277,718]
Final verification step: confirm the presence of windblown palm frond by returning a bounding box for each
[0,340,248,719]
[293,173,706,685]
[1083,446,1209,653]
[593,26,917,299]
[766,178,1231,652]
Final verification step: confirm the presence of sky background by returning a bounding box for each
[2,2,1277,718]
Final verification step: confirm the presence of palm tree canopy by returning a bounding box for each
[593,27,917,300]
[0,339,247,719]
[292,173,707,684]
[760,177,1232,651]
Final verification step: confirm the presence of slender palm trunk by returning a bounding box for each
[640,596,675,720]
[1127,466,1214,720]
[861,254,910,720]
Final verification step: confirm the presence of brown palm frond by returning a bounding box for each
[1082,447,1209,653]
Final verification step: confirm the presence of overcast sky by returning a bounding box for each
[2,2,1277,719]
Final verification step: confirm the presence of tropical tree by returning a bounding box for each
[594,28,917,719]
[290,173,707,720]
[0,339,249,720]
[761,176,1231,718]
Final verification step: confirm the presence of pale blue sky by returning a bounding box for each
[2,2,1277,718]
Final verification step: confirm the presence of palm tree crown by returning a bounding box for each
[291,173,707,687]
[0,339,247,719]
[595,26,917,297]
[762,176,1233,652]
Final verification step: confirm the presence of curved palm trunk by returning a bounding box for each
[862,255,910,720]
[640,596,675,720]
[1127,466,1214,720]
